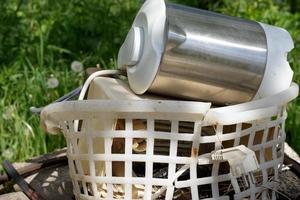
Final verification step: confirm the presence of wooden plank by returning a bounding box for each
[13,165,73,199]
[284,142,300,176]
[278,170,300,200]
[0,192,29,200]
[0,149,67,185]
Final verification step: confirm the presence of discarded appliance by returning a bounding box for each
[118,0,294,105]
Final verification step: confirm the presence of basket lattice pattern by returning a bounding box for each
[58,103,286,200]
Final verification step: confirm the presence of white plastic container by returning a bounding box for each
[41,78,298,199]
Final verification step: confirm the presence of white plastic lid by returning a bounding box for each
[117,0,166,94]
[254,23,294,99]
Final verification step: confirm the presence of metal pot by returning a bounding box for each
[118,0,294,104]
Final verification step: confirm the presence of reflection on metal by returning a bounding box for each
[149,4,267,104]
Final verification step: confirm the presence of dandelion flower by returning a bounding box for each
[3,149,14,159]
[47,76,59,89]
[2,106,14,120]
[71,60,83,72]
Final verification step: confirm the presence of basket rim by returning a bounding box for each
[41,83,298,128]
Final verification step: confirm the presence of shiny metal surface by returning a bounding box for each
[149,4,268,104]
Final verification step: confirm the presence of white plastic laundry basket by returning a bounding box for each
[41,83,298,200]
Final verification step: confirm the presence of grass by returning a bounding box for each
[0,0,299,173]
[0,0,140,171]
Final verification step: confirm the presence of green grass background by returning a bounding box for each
[0,0,299,170]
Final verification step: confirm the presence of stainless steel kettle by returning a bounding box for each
[118,0,294,104]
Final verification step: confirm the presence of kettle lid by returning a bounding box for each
[117,0,167,94]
